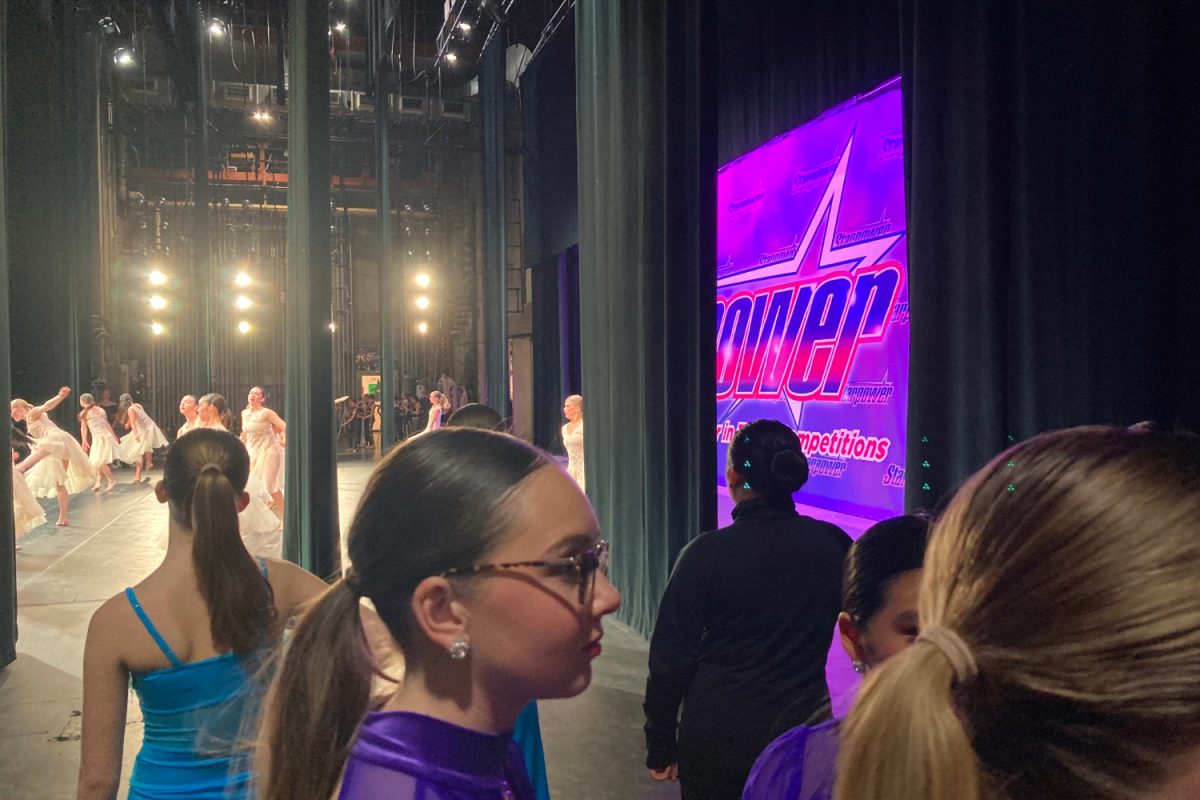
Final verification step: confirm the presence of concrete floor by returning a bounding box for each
[1,452,678,800]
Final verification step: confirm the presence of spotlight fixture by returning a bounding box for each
[479,0,507,25]
[445,51,458,65]
[403,202,414,212]
[234,271,252,287]
[458,21,472,33]
[234,295,253,310]
[208,19,227,37]
[334,21,348,33]
[415,296,430,310]
[422,202,431,212]
[113,47,135,67]
[417,321,429,334]
[148,269,168,286]
[415,272,431,288]
[150,322,166,336]
[328,322,337,333]
[251,108,272,122]
[148,295,168,310]
[97,16,120,36]
[237,321,252,335]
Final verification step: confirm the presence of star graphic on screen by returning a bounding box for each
[717,132,904,289]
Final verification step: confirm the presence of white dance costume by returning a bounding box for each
[563,421,585,492]
[12,468,46,536]
[24,413,96,496]
[119,404,170,462]
[241,409,284,497]
[184,422,281,559]
[83,406,120,469]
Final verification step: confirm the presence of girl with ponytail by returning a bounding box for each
[643,419,852,799]
[77,429,326,800]
[835,426,1200,800]
[256,428,621,800]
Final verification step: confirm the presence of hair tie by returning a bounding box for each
[917,625,978,683]
[343,569,363,597]
[200,462,224,473]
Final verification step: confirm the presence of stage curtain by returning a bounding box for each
[717,0,900,164]
[0,0,15,668]
[901,2,1200,509]
[576,0,717,638]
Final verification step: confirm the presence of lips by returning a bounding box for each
[584,635,603,658]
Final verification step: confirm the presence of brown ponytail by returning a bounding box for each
[257,580,372,800]
[163,428,273,655]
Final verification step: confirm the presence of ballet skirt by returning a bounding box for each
[337,711,536,800]
[562,421,585,491]
[83,406,120,468]
[181,422,281,558]
[241,409,284,496]
[24,414,96,496]
[119,404,170,461]
[12,469,46,536]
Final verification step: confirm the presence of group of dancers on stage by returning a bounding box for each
[9,385,286,557]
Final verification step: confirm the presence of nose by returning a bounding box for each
[591,571,621,617]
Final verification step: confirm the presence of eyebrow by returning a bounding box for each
[894,610,919,627]
[545,532,600,558]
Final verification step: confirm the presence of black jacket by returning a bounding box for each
[643,496,851,798]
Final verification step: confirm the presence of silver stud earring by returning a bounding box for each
[449,638,470,661]
[852,659,866,675]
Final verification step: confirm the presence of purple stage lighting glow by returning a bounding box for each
[716,77,908,521]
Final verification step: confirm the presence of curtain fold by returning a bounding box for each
[576,0,717,638]
[0,0,15,668]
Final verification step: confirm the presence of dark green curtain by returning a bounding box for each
[901,1,1200,508]
[0,0,14,669]
[576,0,717,638]
[531,247,582,452]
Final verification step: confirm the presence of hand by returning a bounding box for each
[649,764,678,782]
[58,386,71,397]
[83,442,91,453]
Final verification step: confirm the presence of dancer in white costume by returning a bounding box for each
[78,393,119,492]
[562,394,585,492]
[195,392,281,558]
[117,394,169,482]
[12,447,45,549]
[240,387,285,516]
[423,390,452,433]
[177,395,200,438]
[11,387,96,526]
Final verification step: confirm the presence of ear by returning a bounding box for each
[235,491,251,513]
[410,575,470,657]
[725,464,741,488]
[837,611,867,665]
[154,480,169,504]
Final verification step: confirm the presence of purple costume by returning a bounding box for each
[741,720,840,800]
[338,711,536,800]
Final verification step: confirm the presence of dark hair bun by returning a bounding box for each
[769,449,809,492]
[728,419,810,498]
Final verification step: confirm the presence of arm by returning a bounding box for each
[643,542,710,775]
[127,406,143,440]
[33,386,71,417]
[77,604,130,800]
[264,409,287,446]
[81,415,91,451]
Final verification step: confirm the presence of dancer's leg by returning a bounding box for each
[55,483,69,526]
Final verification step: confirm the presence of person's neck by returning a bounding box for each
[380,660,525,735]
[163,518,197,564]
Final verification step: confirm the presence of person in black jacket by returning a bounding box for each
[643,419,852,800]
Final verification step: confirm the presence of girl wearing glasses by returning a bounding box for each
[644,419,852,800]
[256,428,621,800]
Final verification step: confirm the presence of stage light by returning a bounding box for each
[417,321,429,334]
[235,295,252,310]
[234,271,252,287]
[415,295,430,310]
[113,47,135,67]
[237,321,252,335]
[458,21,472,33]
[328,322,337,333]
[445,52,458,65]
[150,322,165,336]
[251,109,272,123]
[415,272,431,288]
[148,269,168,286]
[334,21,348,33]
[97,17,120,36]
[148,295,167,310]
[208,19,226,37]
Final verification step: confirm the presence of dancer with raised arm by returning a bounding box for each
[11,387,96,526]
[117,394,169,483]
[79,393,119,493]
[241,387,285,514]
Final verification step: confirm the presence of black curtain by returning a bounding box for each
[531,246,582,452]
[577,0,717,638]
[0,0,14,669]
[901,2,1200,508]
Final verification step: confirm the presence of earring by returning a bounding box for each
[852,659,866,675]
[449,638,470,661]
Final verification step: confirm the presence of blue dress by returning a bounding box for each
[513,702,551,800]
[124,565,268,799]
[741,720,841,800]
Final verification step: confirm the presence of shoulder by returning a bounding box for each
[86,591,139,651]
[263,558,329,609]
[745,721,840,800]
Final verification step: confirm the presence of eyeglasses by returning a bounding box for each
[440,539,610,604]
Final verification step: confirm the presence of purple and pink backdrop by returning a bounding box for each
[716,77,908,523]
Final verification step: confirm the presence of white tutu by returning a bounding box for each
[119,424,169,462]
[12,470,46,536]
[88,430,120,468]
[238,474,282,559]
[24,432,96,496]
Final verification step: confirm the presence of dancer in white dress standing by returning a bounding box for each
[117,393,169,483]
[423,390,452,433]
[11,386,96,526]
[562,394,585,492]
[177,394,200,439]
[240,387,286,516]
[78,393,119,492]
[194,392,282,558]
[11,441,46,549]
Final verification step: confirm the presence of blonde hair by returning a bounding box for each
[10,399,28,411]
[835,426,1200,800]
[565,394,582,409]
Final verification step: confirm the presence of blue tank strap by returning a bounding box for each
[258,557,268,579]
[124,587,183,668]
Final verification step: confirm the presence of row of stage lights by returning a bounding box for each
[145,268,260,337]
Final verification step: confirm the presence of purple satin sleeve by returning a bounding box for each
[741,720,840,800]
